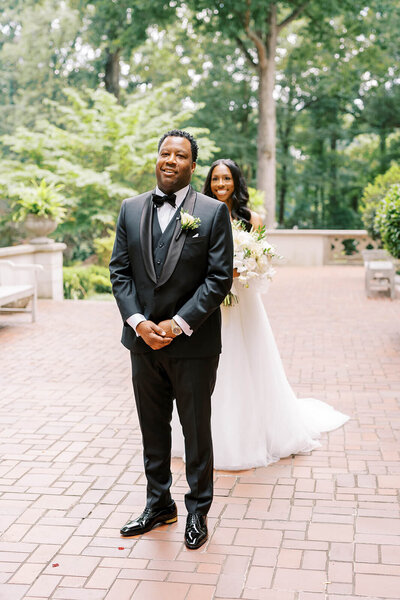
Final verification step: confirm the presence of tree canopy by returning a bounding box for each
[0,84,216,259]
[1,0,400,251]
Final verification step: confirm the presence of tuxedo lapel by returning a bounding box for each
[156,186,197,289]
[139,190,157,284]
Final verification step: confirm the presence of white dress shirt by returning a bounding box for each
[126,185,193,337]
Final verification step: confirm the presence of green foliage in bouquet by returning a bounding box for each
[360,163,400,241]
[375,184,400,259]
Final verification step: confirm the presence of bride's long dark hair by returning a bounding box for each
[203,159,252,231]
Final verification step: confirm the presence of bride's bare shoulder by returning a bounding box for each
[250,211,264,229]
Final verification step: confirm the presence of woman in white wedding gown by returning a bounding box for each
[172,159,349,470]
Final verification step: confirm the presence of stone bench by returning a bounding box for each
[0,260,43,322]
[361,250,396,299]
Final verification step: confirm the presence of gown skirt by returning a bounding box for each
[171,282,349,471]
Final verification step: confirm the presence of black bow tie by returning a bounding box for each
[152,193,177,208]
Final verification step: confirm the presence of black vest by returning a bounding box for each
[152,206,180,279]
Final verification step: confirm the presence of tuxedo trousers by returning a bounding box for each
[130,351,219,515]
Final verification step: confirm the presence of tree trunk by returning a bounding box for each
[104,48,121,101]
[379,130,386,173]
[256,8,277,228]
[313,139,324,227]
[241,1,309,227]
[278,176,286,225]
[328,134,337,226]
[278,106,294,226]
[278,140,289,225]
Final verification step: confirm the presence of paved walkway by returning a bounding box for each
[0,266,399,600]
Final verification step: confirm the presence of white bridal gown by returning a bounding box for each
[171,282,349,471]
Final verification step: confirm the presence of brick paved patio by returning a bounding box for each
[0,266,399,600]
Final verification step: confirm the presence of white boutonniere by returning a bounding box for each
[180,209,201,231]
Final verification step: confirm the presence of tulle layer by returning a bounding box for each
[171,284,349,470]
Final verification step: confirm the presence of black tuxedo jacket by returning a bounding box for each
[109,186,233,358]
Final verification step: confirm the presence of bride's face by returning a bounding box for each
[210,164,235,207]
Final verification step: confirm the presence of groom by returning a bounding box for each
[109,130,233,549]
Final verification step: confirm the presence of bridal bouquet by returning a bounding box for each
[224,221,277,305]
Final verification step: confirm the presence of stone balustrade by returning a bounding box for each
[0,242,66,300]
[0,230,385,301]
[265,229,380,266]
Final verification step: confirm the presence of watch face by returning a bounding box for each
[171,320,182,335]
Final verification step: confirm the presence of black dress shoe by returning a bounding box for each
[184,513,208,549]
[120,501,177,537]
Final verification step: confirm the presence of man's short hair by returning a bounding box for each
[158,129,198,163]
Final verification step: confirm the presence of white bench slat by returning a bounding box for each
[0,260,42,323]
[0,285,35,305]
[366,261,394,270]
[363,257,396,299]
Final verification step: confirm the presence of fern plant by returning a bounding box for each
[11,179,66,222]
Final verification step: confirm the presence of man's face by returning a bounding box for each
[156,136,196,194]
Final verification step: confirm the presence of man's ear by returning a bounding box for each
[191,162,196,174]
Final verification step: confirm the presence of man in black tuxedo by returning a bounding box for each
[109,130,233,549]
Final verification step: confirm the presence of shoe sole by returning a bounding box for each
[120,515,177,538]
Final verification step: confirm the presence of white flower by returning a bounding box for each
[180,209,201,231]
[257,254,270,268]
[238,274,249,286]
[231,219,280,292]
[244,257,257,271]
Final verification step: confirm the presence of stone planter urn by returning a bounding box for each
[24,214,58,244]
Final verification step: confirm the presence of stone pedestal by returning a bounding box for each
[0,242,67,300]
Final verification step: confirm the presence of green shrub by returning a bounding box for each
[90,273,112,294]
[63,266,91,299]
[63,265,112,299]
[375,184,400,259]
[93,229,116,267]
[360,163,400,240]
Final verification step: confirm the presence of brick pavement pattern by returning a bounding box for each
[0,266,399,600]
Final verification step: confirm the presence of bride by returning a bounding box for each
[172,159,349,470]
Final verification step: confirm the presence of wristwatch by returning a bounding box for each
[170,318,183,336]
